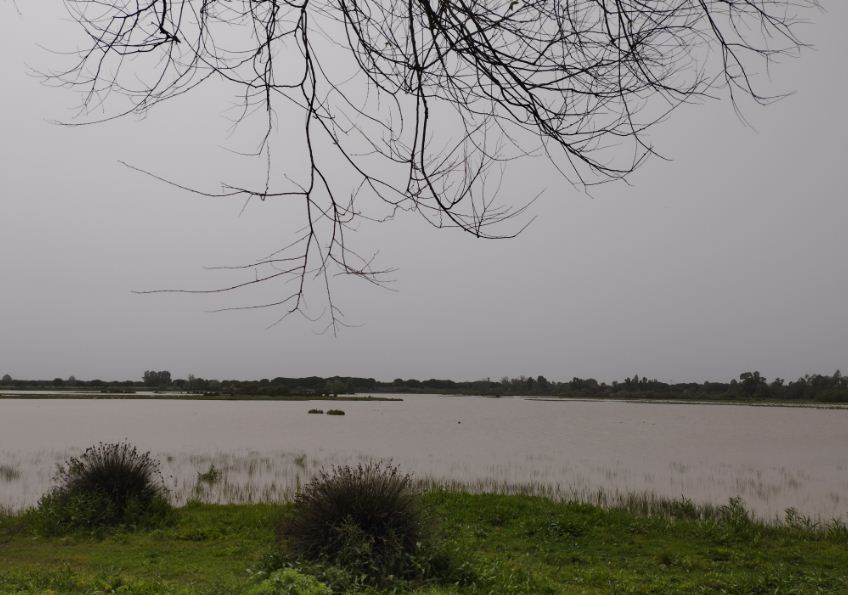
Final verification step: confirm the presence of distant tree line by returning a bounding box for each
[0,373,378,398]
[376,371,848,402]
[1,371,847,403]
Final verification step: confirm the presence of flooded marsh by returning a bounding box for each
[1,395,846,521]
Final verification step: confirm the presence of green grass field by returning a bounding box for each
[2,492,847,594]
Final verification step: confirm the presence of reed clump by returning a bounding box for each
[35,442,172,533]
[197,464,223,485]
[0,464,20,482]
[278,462,430,582]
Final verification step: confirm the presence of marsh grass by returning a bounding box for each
[197,464,222,485]
[326,409,345,416]
[4,448,845,526]
[0,464,20,482]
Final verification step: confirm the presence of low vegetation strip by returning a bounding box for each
[1,492,846,594]
[0,393,401,402]
[3,369,848,402]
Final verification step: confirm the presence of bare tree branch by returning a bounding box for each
[40,0,819,329]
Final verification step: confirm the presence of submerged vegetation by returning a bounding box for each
[4,444,842,521]
[196,464,222,486]
[0,464,21,482]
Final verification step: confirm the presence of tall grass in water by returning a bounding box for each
[0,464,20,482]
[4,449,844,527]
[197,464,223,485]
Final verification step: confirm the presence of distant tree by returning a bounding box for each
[739,371,766,399]
[325,379,348,396]
[143,370,172,388]
[187,375,212,391]
[570,377,599,392]
[1,374,11,384]
[41,0,819,328]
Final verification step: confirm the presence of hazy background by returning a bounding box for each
[1,2,845,384]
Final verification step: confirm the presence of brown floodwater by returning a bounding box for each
[1,396,846,520]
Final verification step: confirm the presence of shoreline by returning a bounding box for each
[3,390,847,408]
[0,393,402,402]
[525,396,848,409]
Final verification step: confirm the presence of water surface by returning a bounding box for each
[1,396,845,520]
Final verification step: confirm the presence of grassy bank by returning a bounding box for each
[2,492,847,594]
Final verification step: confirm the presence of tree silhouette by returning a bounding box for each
[48,0,818,330]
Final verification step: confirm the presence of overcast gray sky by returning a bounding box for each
[1,2,845,384]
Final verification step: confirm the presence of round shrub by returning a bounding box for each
[279,462,426,578]
[37,442,171,533]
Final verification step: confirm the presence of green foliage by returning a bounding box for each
[35,442,172,534]
[307,409,323,414]
[278,462,428,582]
[246,568,331,595]
[325,409,345,415]
[197,464,222,485]
[0,566,194,594]
[2,494,848,593]
[142,369,172,387]
[717,496,753,528]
